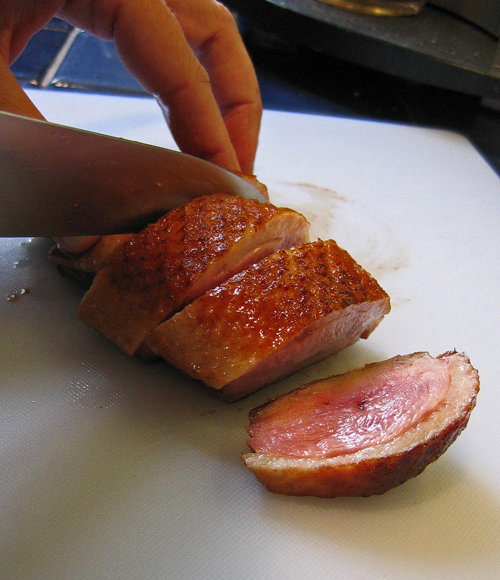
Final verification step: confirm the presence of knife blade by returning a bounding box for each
[0,111,267,237]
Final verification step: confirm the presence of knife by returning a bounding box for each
[0,110,267,237]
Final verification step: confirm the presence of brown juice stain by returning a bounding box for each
[368,257,409,277]
[276,181,409,277]
[351,224,410,278]
[290,182,348,203]
[278,181,347,240]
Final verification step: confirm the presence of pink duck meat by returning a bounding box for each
[243,351,479,497]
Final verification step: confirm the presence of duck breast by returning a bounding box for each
[77,194,309,355]
[146,239,390,401]
[49,235,134,287]
[243,351,479,497]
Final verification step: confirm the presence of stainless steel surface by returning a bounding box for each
[0,111,266,237]
[431,0,500,38]
[226,1,500,98]
[316,0,425,17]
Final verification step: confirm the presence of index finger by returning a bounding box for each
[163,0,262,173]
[61,0,254,172]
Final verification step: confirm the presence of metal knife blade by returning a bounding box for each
[0,111,267,237]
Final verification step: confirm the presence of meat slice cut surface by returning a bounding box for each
[243,351,479,497]
[77,194,309,355]
[247,352,451,458]
[49,235,134,287]
[146,239,390,401]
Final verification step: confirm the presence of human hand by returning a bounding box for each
[0,0,262,253]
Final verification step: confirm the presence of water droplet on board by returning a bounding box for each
[6,287,30,302]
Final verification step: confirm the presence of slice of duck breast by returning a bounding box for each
[77,194,309,355]
[49,174,269,287]
[234,172,269,201]
[49,235,134,288]
[243,351,479,497]
[146,239,390,402]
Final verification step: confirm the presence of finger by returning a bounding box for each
[53,236,101,254]
[163,1,262,173]
[0,0,66,64]
[0,56,45,118]
[61,0,242,172]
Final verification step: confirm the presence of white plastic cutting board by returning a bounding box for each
[1,90,499,580]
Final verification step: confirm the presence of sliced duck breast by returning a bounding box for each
[49,235,134,288]
[146,239,390,401]
[77,194,309,355]
[243,351,479,497]
[49,174,269,286]
[234,172,269,201]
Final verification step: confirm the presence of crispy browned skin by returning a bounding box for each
[147,239,390,401]
[242,352,479,497]
[237,173,269,201]
[78,194,309,355]
[49,174,266,285]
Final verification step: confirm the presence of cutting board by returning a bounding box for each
[1,90,499,580]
